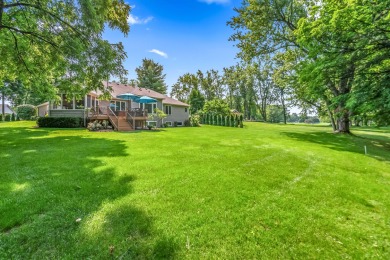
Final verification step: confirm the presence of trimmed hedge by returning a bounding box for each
[201,113,244,128]
[37,117,83,128]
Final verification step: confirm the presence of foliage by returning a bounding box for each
[16,104,36,120]
[3,114,11,121]
[184,119,191,127]
[267,105,284,123]
[10,113,15,121]
[37,117,82,128]
[148,108,167,128]
[197,69,225,100]
[189,115,200,127]
[188,88,205,114]
[136,58,167,94]
[229,0,390,133]
[170,73,198,102]
[0,0,130,100]
[203,99,230,117]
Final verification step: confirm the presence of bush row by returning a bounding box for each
[37,117,83,128]
[201,113,244,128]
[1,113,20,121]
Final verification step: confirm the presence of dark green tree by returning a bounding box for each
[136,58,167,94]
[188,88,205,115]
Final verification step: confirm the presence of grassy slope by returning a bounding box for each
[0,121,389,259]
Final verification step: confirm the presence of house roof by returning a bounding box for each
[37,102,49,108]
[0,104,14,114]
[102,81,189,107]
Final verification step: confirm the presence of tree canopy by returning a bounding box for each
[229,0,390,131]
[0,0,131,104]
[135,58,167,94]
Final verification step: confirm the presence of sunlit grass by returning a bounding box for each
[0,121,389,258]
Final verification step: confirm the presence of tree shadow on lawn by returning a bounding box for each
[0,126,177,258]
[280,130,390,162]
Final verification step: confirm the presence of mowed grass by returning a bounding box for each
[0,121,389,259]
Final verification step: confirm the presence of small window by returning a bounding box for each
[175,121,183,126]
[146,121,157,126]
[165,105,172,115]
[185,108,188,113]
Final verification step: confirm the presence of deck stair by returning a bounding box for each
[117,116,133,131]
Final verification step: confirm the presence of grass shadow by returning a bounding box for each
[280,130,390,162]
[0,124,176,258]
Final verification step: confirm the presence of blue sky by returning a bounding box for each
[103,0,242,93]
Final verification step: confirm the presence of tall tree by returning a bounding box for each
[197,69,224,100]
[0,0,131,100]
[170,73,198,102]
[229,0,390,132]
[136,58,167,94]
[188,87,205,115]
[295,0,390,132]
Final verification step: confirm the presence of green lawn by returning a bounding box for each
[1,121,389,258]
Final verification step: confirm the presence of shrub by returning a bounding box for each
[11,113,15,121]
[37,117,82,128]
[4,114,11,121]
[190,114,200,127]
[184,119,191,127]
[87,120,103,131]
[16,104,37,120]
[235,114,239,127]
[230,115,235,127]
[174,121,178,127]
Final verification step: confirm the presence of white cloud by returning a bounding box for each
[149,49,168,58]
[127,14,153,25]
[198,0,230,4]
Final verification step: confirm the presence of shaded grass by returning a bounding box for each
[0,121,389,258]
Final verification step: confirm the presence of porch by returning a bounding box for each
[88,107,149,131]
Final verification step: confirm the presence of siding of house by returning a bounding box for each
[37,103,49,117]
[50,110,85,118]
[163,105,189,126]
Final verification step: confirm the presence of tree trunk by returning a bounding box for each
[280,88,287,124]
[1,90,4,119]
[337,108,350,133]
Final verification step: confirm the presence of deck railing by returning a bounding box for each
[128,108,148,118]
[88,106,107,118]
[107,106,119,130]
[126,112,135,129]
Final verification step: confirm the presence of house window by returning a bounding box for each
[110,100,127,111]
[185,108,188,113]
[175,121,183,126]
[165,121,172,126]
[75,98,84,109]
[165,105,172,115]
[142,103,157,113]
[62,94,73,109]
[146,121,157,126]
